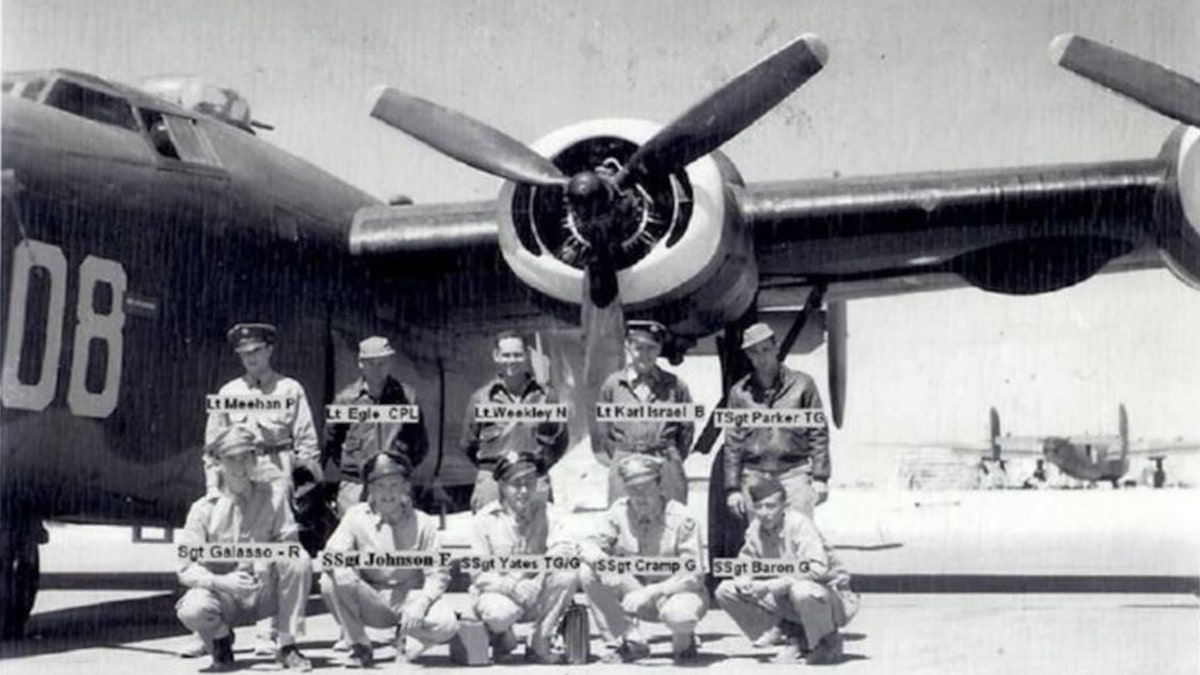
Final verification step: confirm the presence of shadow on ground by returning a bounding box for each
[0,595,331,660]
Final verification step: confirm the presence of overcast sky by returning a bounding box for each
[4,0,1198,482]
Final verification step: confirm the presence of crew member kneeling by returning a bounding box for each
[319,453,458,668]
[579,455,707,663]
[715,477,858,664]
[176,426,313,672]
[469,451,577,663]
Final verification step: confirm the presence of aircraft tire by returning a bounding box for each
[0,520,39,640]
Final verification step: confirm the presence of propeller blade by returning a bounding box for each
[621,33,828,182]
[368,86,569,187]
[1050,33,1200,128]
[580,275,626,466]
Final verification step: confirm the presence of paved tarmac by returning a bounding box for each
[1,590,1196,675]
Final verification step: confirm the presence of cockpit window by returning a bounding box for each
[43,79,138,131]
[140,109,221,167]
[1,77,49,101]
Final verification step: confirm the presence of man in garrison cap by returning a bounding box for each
[320,452,459,668]
[722,322,830,521]
[176,426,314,672]
[324,336,430,518]
[597,320,694,505]
[461,331,567,512]
[578,455,707,664]
[201,322,321,657]
[715,477,857,664]
[467,451,578,663]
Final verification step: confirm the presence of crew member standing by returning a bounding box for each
[319,453,459,668]
[324,336,430,517]
[722,322,830,520]
[204,323,321,496]
[460,331,567,512]
[715,477,856,664]
[597,320,694,505]
[176,426,313,672]
[468,451,577,663]
[578,455,707,664]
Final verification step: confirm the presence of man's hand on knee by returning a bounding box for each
[620,587,655,615]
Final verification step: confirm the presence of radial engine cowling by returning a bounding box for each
[497,119,757,339]
[1157,126,1200,289]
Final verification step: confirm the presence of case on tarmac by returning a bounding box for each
[560,601,590,665]
[449,617,492,666]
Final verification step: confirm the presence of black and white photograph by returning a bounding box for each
[2,0,1198,673]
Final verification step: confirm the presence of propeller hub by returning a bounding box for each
[566,171,609,205]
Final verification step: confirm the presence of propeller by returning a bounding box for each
[369,36,829,455]
[369,33,827,308]
[1049,33,1200,127]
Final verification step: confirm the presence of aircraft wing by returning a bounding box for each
[352,34,1199,315]
[1127,442,1200,456]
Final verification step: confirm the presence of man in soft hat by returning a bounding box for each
[460,331,567,512]
[319,452,458,668]
[468,451,577,663]
[714,476,857,664]
[722,322,830,520]
[176,426,314,672]
[597,320,695,505]
[579,455,707,664]
[324,336,430,517]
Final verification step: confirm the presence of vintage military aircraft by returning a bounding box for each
[933,404,1200,487]
[2,31,1198,638]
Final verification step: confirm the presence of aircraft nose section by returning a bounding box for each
[1,97,46,172]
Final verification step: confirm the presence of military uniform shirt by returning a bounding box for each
[324,376,429,479]
[723,365,830,492]
[469,500,573,585]
[204,372,319,465]
[738,510,850,589]
[597,367,695,460]
[460,375,568,467]
[324,503,449,600]
[177,481,297,584]
[585,499,703,591]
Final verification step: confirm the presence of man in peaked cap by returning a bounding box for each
[578,454,707,664]
[461,331,567,512]
[597,320,695,505]
[324,336,430,518]
[467,451,577,663]
[722,322,831,522]
[320,452,458,668]
[176,426,314,672]
[202,322,321,658]
[714,476,857,664]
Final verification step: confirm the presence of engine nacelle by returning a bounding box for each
[1157,125,1200,289]
[497,119,757,339]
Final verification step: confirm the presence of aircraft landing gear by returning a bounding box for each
[0,518,43,640]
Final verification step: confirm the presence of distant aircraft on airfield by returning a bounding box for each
[908,405,1200,488]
